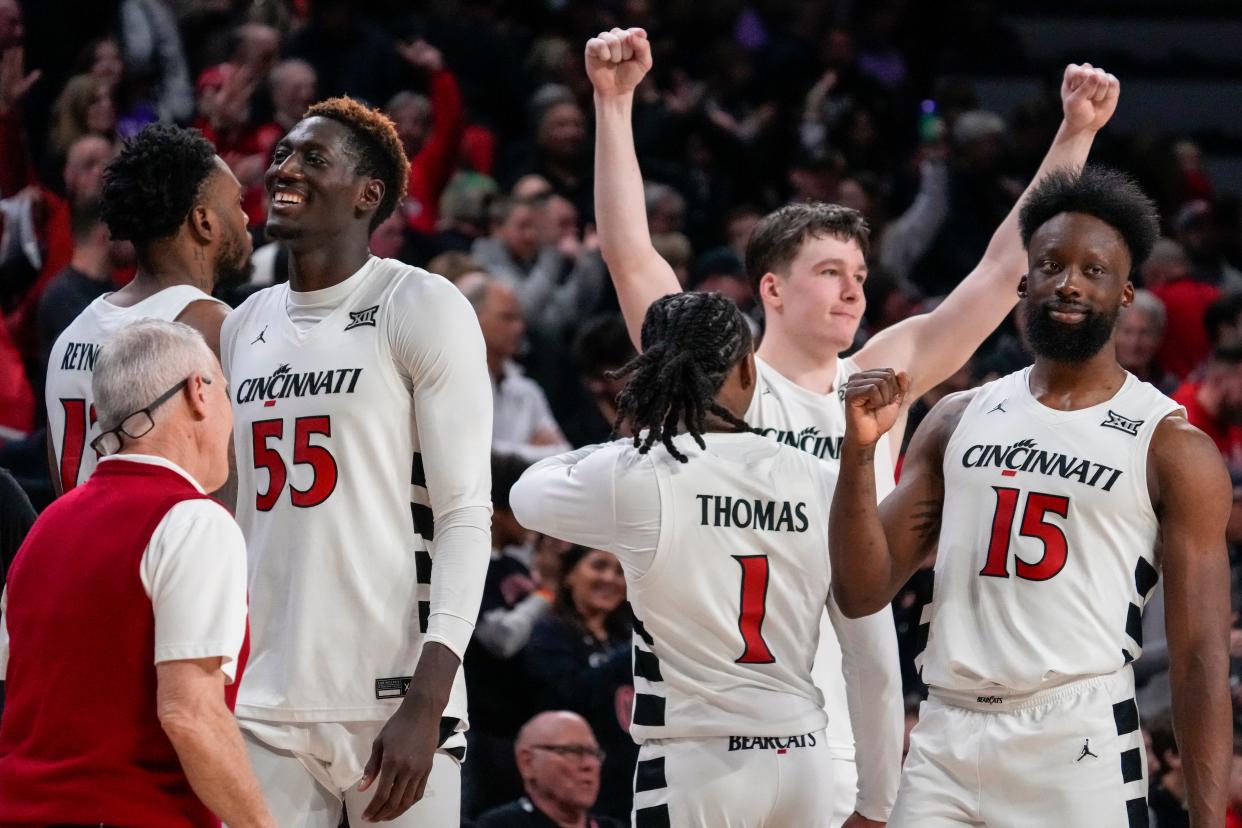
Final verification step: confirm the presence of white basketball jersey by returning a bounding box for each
[222,258,472,724]
[744,356,896,758]
[919,368,1181,695]
[44,285,222,492]
[627,431,835,742]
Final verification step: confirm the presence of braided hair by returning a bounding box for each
[609,292,756,463]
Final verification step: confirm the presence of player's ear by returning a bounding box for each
[759,272,782,311]
[739,350,756,391]
[358,178,384,215]
[186,202,214,245]
[1017,275,1028,298]
[1120,280,1135,308]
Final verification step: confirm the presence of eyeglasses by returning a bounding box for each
[529,744,607,762]
[90,376,207,457]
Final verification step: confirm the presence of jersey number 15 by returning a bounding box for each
[980,486,1070,581]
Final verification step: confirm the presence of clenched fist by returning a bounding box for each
[585,27,653,97]
[843,369,910,448]
[1060,63,1119,134]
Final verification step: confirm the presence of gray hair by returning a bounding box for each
[386,90,429,119]
[644,181,685,217]
[953,110,1006,145]
[270,58,315,93]
[1127,288,1167,333]
[93,319,216,430]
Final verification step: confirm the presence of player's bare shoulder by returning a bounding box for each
[1147,410,1232,515]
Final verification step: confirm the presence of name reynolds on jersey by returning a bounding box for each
[234,363,364,405]
[696,495,810,533]
[961,439,1123,491]
[58,341,102,372]
[757,426,843,460]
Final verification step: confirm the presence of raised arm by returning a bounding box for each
[856,64,1119,398]
[830,370,968,618]
[587,27,681,348]
[1152,416,1232,828]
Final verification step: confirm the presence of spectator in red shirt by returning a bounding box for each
[386,39,464,235]
[1147,238,1220,379]
[265,59,317,138]
[1171,345,1242,471]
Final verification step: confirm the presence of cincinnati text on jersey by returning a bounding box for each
[961,438,1124,491]
[696,494,810,533]
[757,426,844,460]
[234,363,364,405]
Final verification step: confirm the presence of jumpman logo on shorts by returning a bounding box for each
[1076,739,1098,762]
[251,326,268,345]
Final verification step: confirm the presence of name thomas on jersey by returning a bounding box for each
[696,494,810,533]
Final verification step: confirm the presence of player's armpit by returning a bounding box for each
[1152,416,1232,828]
[175,299,230,360]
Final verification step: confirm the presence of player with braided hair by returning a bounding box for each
[609,291,754,462]
[512,289,882,827]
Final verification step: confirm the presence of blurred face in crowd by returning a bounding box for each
[1020,212,1132,364]
[1207,361,1242,425]
[1114,305,1163,374]
[516,712,603,816]
[202,157,255,290]
[726,211,760,256]
[390,96,431,158]
[86,82,116,135]
[762,233,868,356]
[543,195,578,244]
[64,135,114,203]
[475,282,525,362]
[369,209,405,259]
[837,178,873,217]
[538,101,587,161]
[496,202,541,263]
[565,550,626,620]
[647,192,684,235]
[272,61,317,125]
[0,0,22,48]
[91,39,124,88]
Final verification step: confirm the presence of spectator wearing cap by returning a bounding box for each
[0,319,272,827]
[1177,199,1242,290]
[475,711,624,828]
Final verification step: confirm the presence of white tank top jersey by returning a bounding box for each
[44,285,223,493]
[745,356,897,759]
[624,432,837,742]
[221,257,492,724]
[919,368,1182,695]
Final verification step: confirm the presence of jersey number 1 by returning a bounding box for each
[980,486,1070,581]
[58,398,96,493]
[733,555,776,664]
[252,416,338,510]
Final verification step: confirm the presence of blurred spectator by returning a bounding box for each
[689,247,755,318]
[192,62,269,226]
[0,466,35,593]
[475,711,623,828]
[1149,239,1220,379]
[1148,713,1189,828]
[459,273,571,462]
[863,270,920,340]
[427,250,485,285]
[472,195,607,342]
[1115,290,1176,392]
[1135,578,1171,718]
[507,96,591,217]
[265,59,317,136]
[388,39,465,236]
[560,314,635,447]
[1174,138,1215,205]
[117,0,194,124]
[724,205,761,260]
[1176,200,1242,290]
[435,171,499,254]
[1171,346,1242,471]
[368,208,409,262]
[644,181,685,235]
[652,231,692,286]
[1207,292,1242,351]
[879,156,950,285]
[35,199,112,380]
[464,452,548,819]
[49,74,116,160]
[284,0,398,104]
[524,547,634,819]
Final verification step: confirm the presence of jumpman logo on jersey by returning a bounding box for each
[251,326,268,345]
[1076,739,1098,762]
[988,400,1007,414]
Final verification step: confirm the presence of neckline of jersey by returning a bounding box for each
[755,355,851,404]
[281,255,378,339]
[1015,366,1137,422]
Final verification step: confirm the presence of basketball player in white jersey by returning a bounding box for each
[220,97,492,825]
[587,26,1121,826]
[512,291,866,827]
[831,166,1230,827]
[45,123,251,495]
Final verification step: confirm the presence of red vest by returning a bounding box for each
[0,459,249,827]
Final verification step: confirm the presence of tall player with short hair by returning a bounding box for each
[221,97,492,825]
[513,291,863,827]
[831,166,1230,827]
[45,123,252,495]
[588,26,1122,826]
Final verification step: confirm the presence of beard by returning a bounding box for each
[215,230,254,290]
[1021,299,1119,363]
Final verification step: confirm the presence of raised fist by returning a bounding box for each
[585,27,652,98]
[843,369,910,448]
[1061,63,1119,134]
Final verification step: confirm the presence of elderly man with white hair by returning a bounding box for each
[1116,288,1176,392]
[0,319,274,827]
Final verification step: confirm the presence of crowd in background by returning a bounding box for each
[2,0,1242,824]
